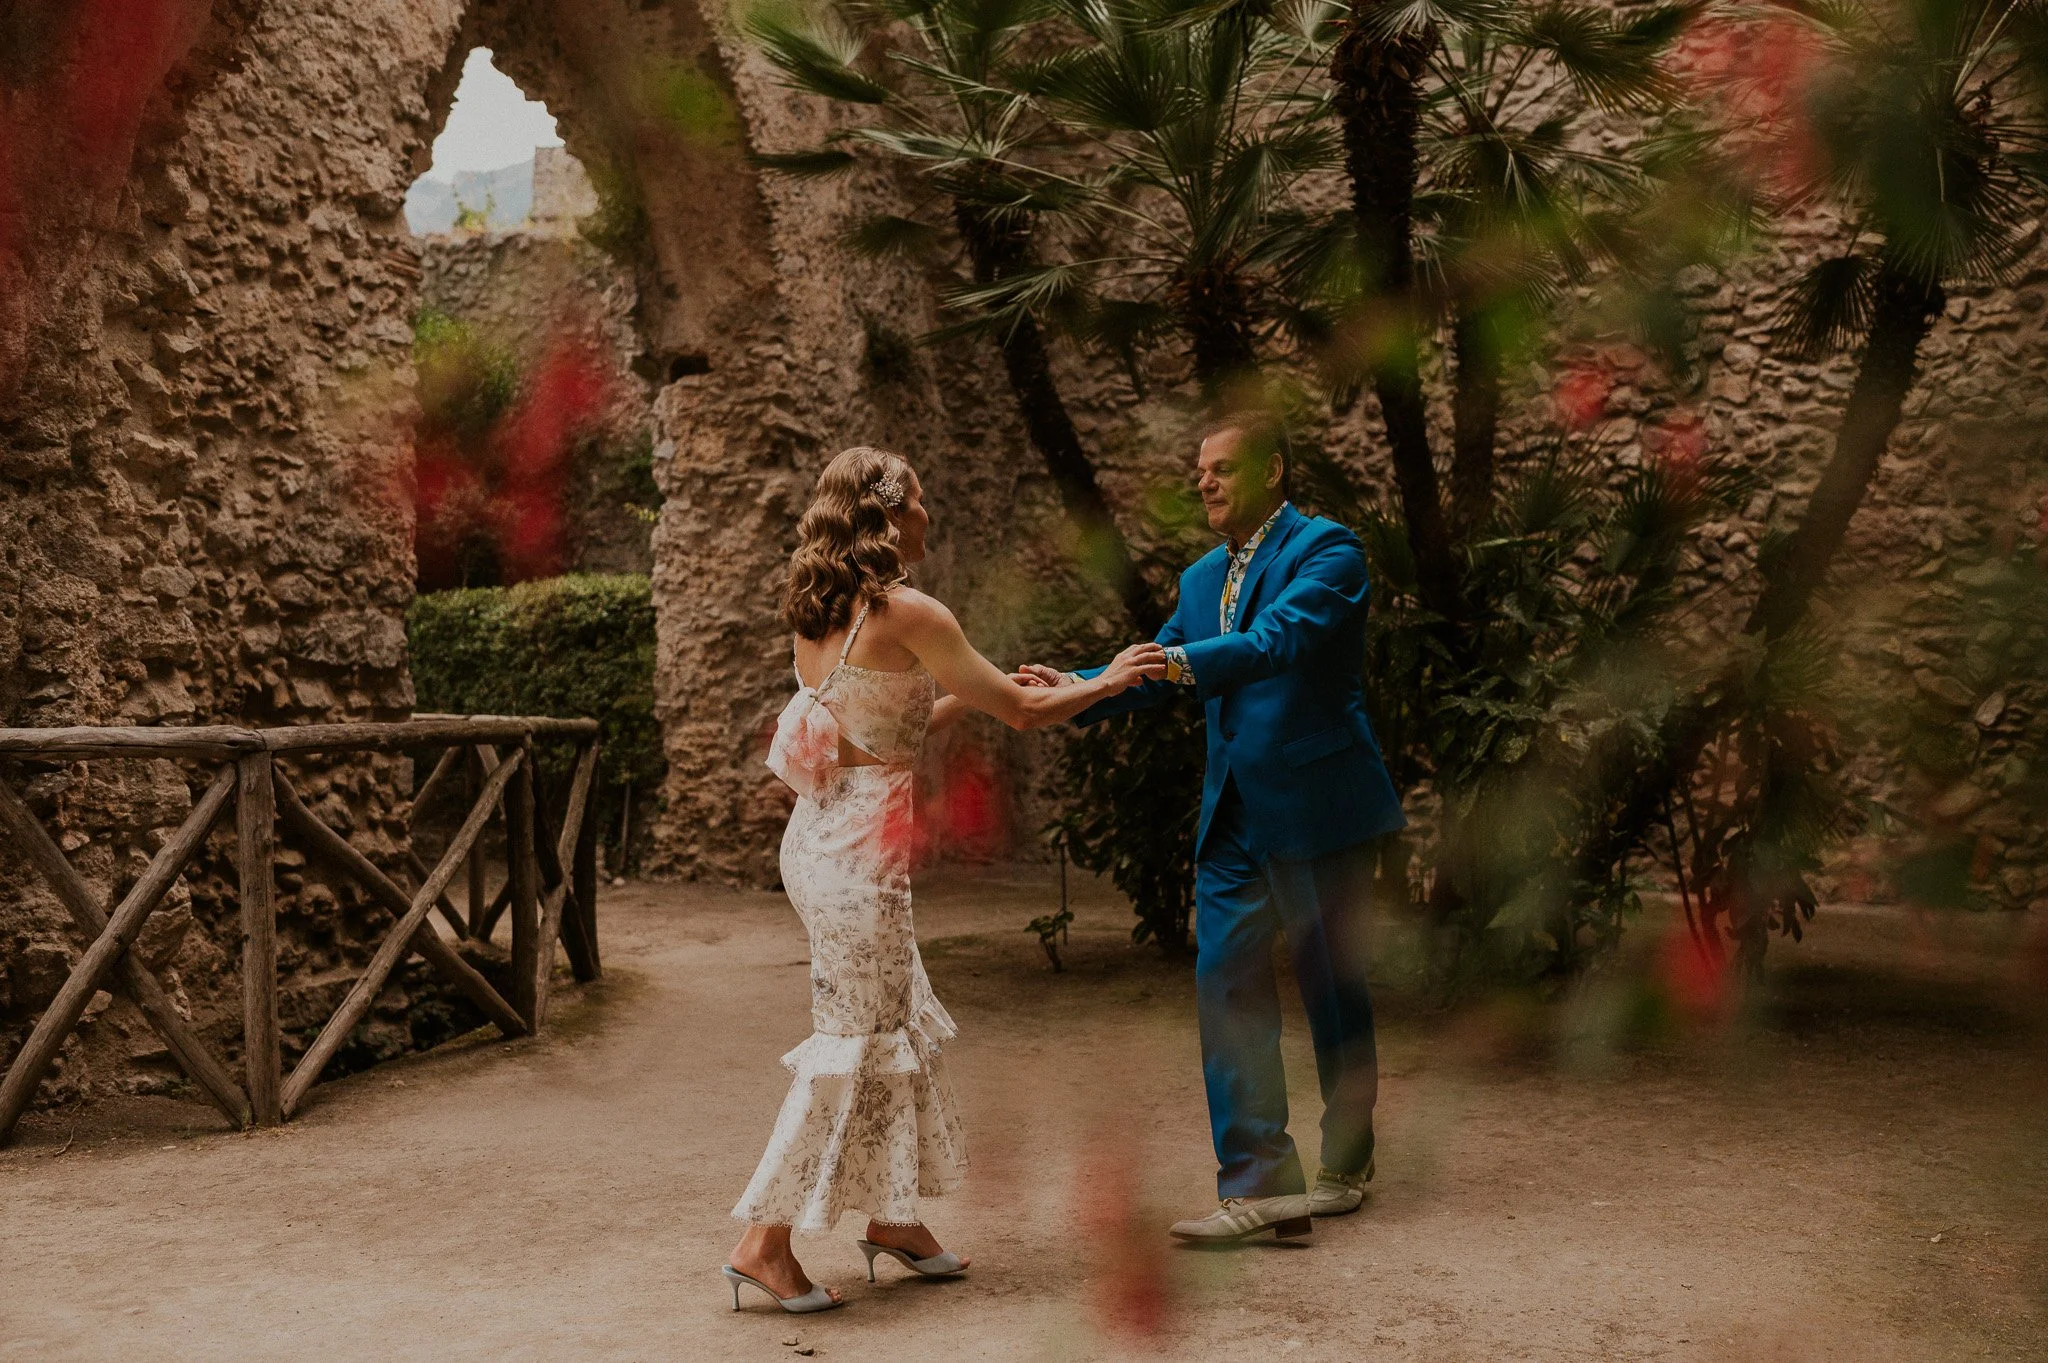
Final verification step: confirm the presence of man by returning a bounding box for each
[1019,414,1406,1242]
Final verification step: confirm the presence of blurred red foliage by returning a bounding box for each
[414,332,612,590]
[1675,14,1828,196]
[1077,1132,1173,1343]
[1656,926,1736,1031]
[1553,359,1615,431]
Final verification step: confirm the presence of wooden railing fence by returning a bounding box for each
[0,716,602,1147]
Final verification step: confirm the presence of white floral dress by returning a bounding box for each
[733,602,967,1230]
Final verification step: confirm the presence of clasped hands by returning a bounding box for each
[1010,642,1167,694]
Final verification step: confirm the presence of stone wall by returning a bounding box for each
[0,0,472,1103]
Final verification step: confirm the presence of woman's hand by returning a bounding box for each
[1009,664,1066,688]
[1097,642,1169,693]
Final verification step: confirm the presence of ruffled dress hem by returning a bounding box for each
[729,997,967,1232]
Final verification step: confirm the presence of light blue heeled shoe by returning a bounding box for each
[721,1264,845,1313]
[856,1238,968,1282]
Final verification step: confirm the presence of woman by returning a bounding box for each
[723,446,1165,1313]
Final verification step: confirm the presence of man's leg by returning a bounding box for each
[1266,841,1378,1178]
[1194,782,1305,1199]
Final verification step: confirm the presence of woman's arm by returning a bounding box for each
[887,591,1166,731]
[929,694,970,732]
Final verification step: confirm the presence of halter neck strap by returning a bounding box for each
[838,601,872,666]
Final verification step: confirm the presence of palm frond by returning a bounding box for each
[1771,252,1877,357]
[747,13,893,104]
[1075,295,1178,351]
[1360,0,1515,39]
[1514,3,1689,112]
[842,214,950,256]
[849,126,991,162]
[945,259,1097,315]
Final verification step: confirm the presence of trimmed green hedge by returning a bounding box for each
[407,574,663,810]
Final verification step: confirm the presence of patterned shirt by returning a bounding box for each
[1164,501,1289,686]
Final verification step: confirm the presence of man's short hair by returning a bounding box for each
[1204,410,1290,497]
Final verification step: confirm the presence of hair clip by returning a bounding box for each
[870,476,905,509]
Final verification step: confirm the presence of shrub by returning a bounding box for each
[1052,701,1206,954]
[407,574,662,867]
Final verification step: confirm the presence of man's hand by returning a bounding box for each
[1010,663,1073,688]
[1098,642,1169,693]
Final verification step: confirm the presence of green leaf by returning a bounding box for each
[841,213,948,256]
[747,14,893,104]
[1771,253,1875,357]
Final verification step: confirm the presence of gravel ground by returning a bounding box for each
[2,864,2043,1362]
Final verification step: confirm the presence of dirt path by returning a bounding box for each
[3,867,2044,1362]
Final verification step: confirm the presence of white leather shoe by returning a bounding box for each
[1168,1193,1313,1243]
[1309,1157,1374,1216]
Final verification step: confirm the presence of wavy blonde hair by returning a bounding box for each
[784,445,916,640]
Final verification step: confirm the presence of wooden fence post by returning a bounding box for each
[236,753,282,1126]
[506,739,541,1030]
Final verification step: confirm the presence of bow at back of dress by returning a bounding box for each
[765,601,936,799]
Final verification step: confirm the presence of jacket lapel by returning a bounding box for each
[1185,545,1230,640]
[1229,504,1303,632]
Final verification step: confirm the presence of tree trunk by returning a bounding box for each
[1175,261,1261,399]
[1744,263,1944,639]
[955,203,1166,636]
[1331,16,1464,624]
[1575,259,1945,886]
[1449,303,1501,535]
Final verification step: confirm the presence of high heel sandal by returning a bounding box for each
[721,1265,845,1313]
[856,1238,968,1282]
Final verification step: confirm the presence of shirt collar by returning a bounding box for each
[1228,501,1289,560]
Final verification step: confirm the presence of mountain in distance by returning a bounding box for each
[404,159,535,235]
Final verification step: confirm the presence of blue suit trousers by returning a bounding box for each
[1197,779,1379,1198]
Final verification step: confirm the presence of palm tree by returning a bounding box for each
[952,0,1341,397]
[1578,0,2048,950]
[747,0,1166,632]
[1323,0,1698,622]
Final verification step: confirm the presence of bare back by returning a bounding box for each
[793,595,920,691]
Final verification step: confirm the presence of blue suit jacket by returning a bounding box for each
[1075,504,1407,863]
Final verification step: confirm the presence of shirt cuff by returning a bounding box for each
[1164,646,1196,686]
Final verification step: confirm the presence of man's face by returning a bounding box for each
[1195,428,1282,540]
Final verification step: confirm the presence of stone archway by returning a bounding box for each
[1,0,1060,1102]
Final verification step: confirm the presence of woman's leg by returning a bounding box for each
[861,1218,970,1266]
[729,1224,842,1304]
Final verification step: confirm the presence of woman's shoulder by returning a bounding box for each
[870,586,958,636]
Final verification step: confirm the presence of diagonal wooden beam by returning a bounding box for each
[406,747,470,938]
[0,767,238,1146]
[407,745,463,830]
[531,743,600,1021]
[0,777,251,1132]
[280,748,523,1118]
[475,878,514,942]
[273,770,526,1041]
[465,746,496,937]
[405,847,469,939]
[549,744,600,981]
